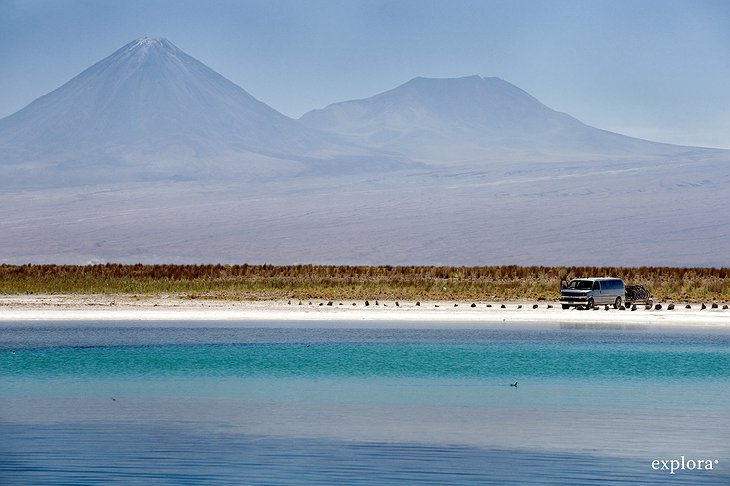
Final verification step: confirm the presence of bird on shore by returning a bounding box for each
[510,382,518,387]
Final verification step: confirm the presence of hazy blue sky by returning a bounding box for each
[1,0,729,148]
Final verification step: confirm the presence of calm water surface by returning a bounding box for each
[1,321,729,484]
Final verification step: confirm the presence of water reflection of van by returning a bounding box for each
[560,278,625,309]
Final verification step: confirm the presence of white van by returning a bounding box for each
[560,278,625,309]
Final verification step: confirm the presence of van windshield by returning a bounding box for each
[568,280,593,290]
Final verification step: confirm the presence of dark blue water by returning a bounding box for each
[1,322,729,484]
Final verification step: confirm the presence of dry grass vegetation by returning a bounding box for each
[1,264,728,303]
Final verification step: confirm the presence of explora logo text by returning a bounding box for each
[651,457,718,474]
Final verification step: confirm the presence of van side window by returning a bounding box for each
[593,281,600,290]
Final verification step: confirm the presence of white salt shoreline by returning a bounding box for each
[0,295,728,327]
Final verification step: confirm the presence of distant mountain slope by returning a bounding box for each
[1,40,728,266]
[300,75,706,164]
[0,38,400,187]
[1,39,720,189]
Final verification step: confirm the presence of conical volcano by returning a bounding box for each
[0,37,381,187]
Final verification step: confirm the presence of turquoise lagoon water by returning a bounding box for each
[1,321,729,484]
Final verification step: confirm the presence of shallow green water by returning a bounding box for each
[3,341,729,379]
[3,325,728,380]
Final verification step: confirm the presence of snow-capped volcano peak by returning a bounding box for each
[129,36,174,48]
[89,36,190,76]
[115,37,182,60]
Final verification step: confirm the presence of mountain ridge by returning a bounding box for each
[0,37,403,187]
[2,38,724,187]
[2,38,722,183]
[300,74,702,164]
[0,38,727,266]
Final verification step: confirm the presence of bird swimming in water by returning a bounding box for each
[510,382,518,387]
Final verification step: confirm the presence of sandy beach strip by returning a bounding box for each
[0,294,728,327]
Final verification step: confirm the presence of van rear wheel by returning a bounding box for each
[562,304,570,310]
[614,297,622,309]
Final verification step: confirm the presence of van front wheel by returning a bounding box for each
[614,297,622,309]
[587,298,595,309]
